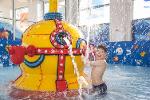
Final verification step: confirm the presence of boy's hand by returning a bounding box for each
[85,59,90,66]
[86,61,90,65]
[81,54,90,66]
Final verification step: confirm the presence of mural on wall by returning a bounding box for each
[132,19,150,41]
[80,18,150,67]
[79,23,109,46]
[106,41,150,67]
[0,21,22,67]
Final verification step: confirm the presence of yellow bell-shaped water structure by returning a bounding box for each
[8,0,87,93]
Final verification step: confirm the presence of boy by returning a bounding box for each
[86,45,107,95]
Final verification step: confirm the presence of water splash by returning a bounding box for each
[84,25,91,63]
[63,37,88,99]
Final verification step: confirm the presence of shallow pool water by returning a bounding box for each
[106,65,150,100]
[0,64,150,100]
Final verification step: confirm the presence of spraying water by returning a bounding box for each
[63,37,88,99]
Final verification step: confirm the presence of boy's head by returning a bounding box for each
[95,45,107,60]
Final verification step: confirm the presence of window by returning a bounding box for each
[16,7,31,34]
[37,2,43,21]
[58,0,65,20]
[92,0,110,6]
[44,2,49,14]
[79,0,110,25]
[133,0,150,19]
[16,7,28,20]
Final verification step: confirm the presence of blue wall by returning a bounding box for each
[106,41,150,67]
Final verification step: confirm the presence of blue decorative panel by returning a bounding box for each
[106,41,150,67]
[132,19,150,41]
[0,21,22,67]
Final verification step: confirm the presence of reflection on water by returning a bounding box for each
[0,65,150,100]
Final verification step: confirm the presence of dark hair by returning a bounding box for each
[97,45,107,52]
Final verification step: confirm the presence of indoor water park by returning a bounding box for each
[0,0,150,100]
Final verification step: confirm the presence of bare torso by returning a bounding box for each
[91,60,107,85]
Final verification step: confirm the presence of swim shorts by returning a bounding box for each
[92,83,107,95]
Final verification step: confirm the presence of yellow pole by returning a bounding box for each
[49,0,58,12]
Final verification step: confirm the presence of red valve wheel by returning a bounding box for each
[26,45,37,57]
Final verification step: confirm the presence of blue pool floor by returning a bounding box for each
[0,64,150,100]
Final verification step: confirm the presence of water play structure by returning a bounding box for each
[8,0,86,92]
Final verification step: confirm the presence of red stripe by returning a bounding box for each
[36,48,82,55]
[57,55,65,80]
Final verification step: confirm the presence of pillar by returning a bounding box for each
[65,0,79,26]
[110,0,133,41]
